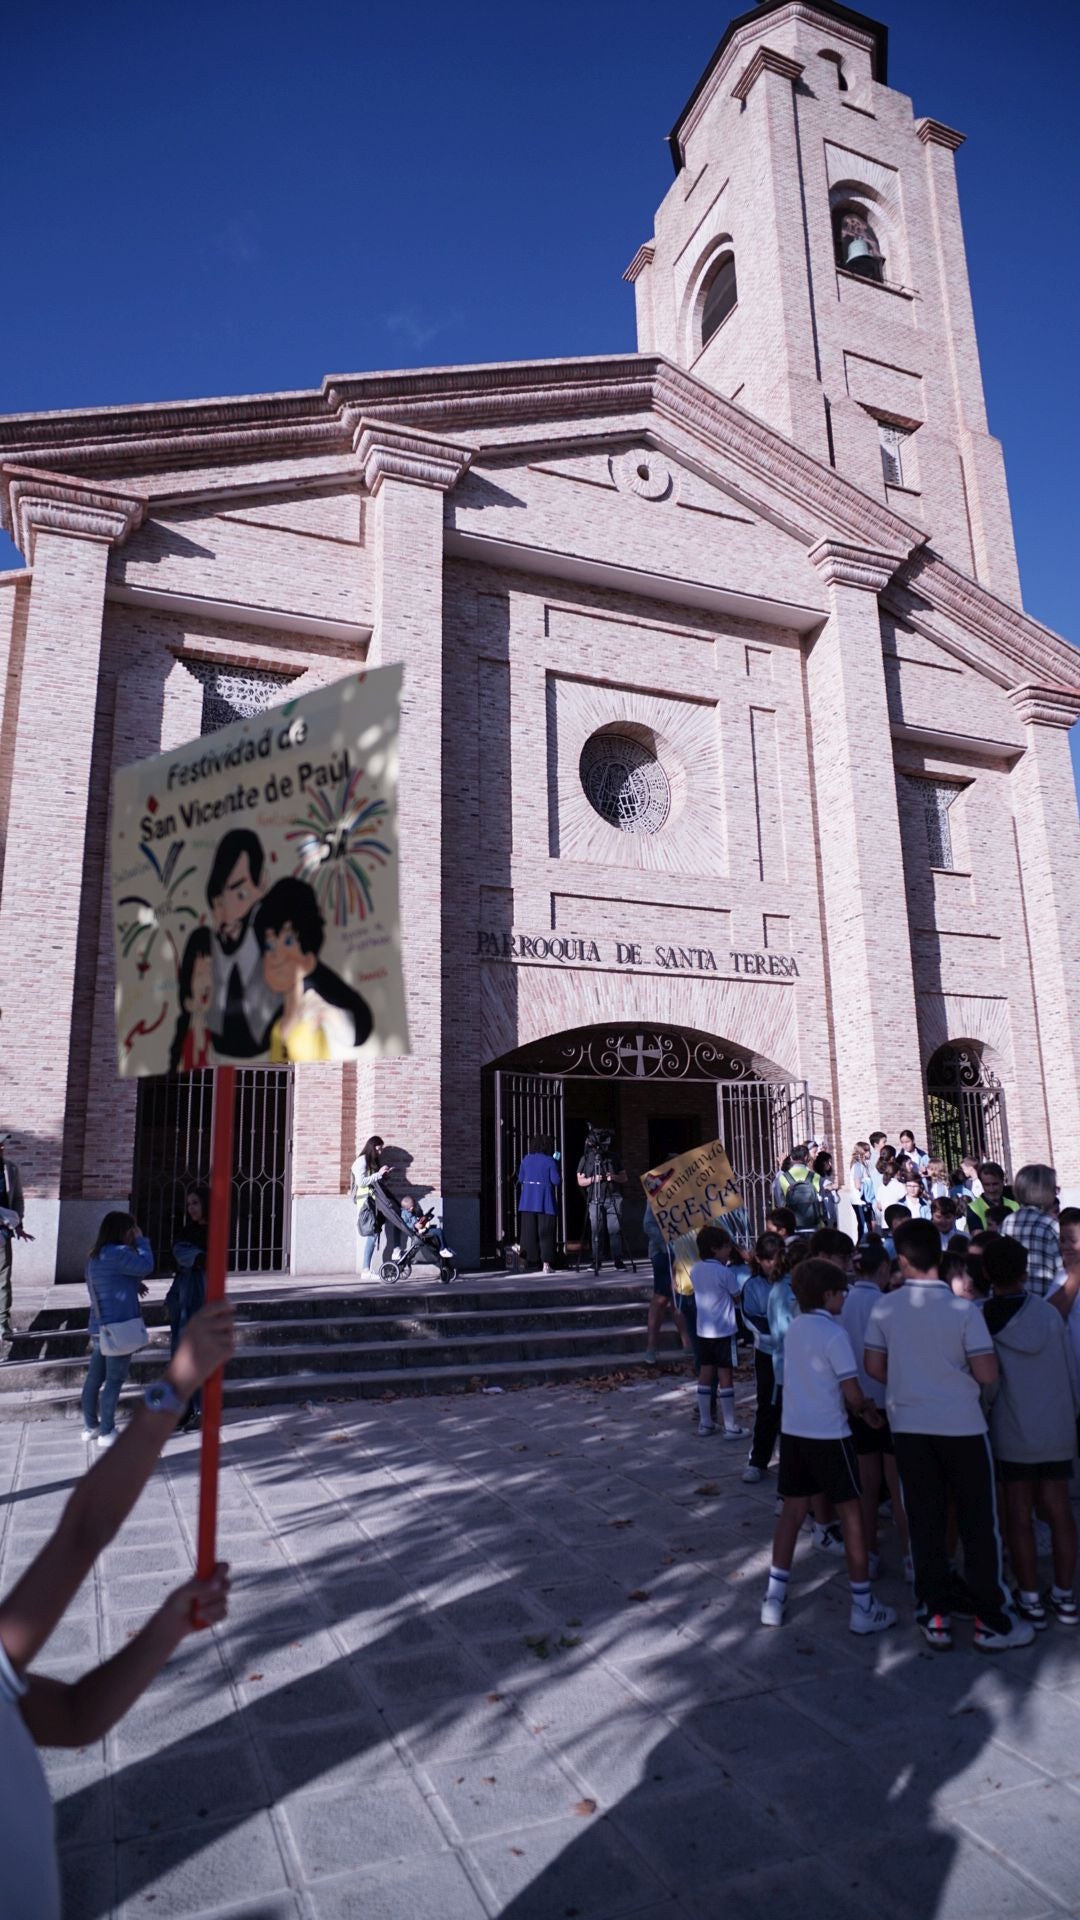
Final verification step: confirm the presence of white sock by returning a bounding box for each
[718,1387,737,1433]
[1019,1589,1040,1607]
[849,1578,872,1613]
[696,1386,713,1428]
[1052,1585,1073,1601]
[765,1565,789,1606]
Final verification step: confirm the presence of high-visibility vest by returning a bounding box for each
[966,1194,1018,1231]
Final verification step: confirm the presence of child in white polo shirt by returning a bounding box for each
[864,1216,1033,1653]
[688,1223,749,1439]
[761,1257,896,1635]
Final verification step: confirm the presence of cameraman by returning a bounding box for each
[577,1125,628,1271]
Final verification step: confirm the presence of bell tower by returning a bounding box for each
[626,0,1020,601]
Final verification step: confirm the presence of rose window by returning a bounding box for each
[579,732,671,834]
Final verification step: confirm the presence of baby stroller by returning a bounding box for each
[371,1178,458,1285]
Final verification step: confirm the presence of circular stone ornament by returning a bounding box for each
[579,732,672,834]
[610,448,672,500]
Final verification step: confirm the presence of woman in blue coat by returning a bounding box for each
[516,1136,561,1274]
[81,1214,153,1449]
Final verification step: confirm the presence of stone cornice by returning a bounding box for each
[808,539,907,593]
[671,4,879,164]
[2,465,146,562]
[894,551,1080,697]
[732,46,804,102]
[916,118,966,153]
[651,362,925,560]
[622,242,656,285]
[353,420,473,495]
[1008,685,1080,730]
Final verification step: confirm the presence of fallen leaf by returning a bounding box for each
[628,1589,651,1603]
[574,1798,597,1817]
[556,1634,582,1651]
[247,1673,263,1682]
[482,1775,496,1785]
[510,1847,524,1857]
[609,1518,634,1530]
[693,1482,721,1497]
[486,1691,503,1704]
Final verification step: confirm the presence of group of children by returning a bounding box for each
[683,1173,1080,1652]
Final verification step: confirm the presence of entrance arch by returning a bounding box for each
[925,1041,1008,1174]
[484,1023,808,1257]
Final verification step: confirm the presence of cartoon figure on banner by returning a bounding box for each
[254,878,372,1063]
[205,829,281,1059]
[169,928,214,1071]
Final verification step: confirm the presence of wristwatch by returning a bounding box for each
[143,1379,185,1416]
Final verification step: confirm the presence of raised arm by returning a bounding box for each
[0,1303,234,1673]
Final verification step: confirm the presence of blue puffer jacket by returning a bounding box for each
[85,1238,153,1338]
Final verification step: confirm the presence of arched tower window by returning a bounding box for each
[818,48,848,91]
[832,200,885,283]
[699,252,737,347]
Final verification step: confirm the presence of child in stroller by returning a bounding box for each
[375,1185,458,1285]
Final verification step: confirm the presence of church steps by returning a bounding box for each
[0,1275,694,1421]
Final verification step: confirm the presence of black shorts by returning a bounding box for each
[778,1433,862,1506]
[696,1335,737,1369]
[997,1458,1074,1483]
[851,1410,894,1457]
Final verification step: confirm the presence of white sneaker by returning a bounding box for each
[814,1524,846,1556]
[696,1421,718,1437]
[360,1268,374,1280]
[721,1424,750,1442]
[760,1594,786,1628]
[974,1615,1037,1653]
[82,1427,98,1442]
[850,1597,897,1635]
[96,1431,117,1451]
[741,1464,765,1484]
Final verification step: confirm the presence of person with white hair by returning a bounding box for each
[1002,1165,1066,1300]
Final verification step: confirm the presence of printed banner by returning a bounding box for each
[111,667,409,1075]
[642,1139,745,1293]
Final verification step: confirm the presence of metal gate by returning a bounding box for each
[925,1045,1007,1174]
[493,1071,566,1248]
[718,1078,809,1240]
[131,1068,293,1274]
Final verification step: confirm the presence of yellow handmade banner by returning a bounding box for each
[642,1138,744,1295]
[110,667,409,1074]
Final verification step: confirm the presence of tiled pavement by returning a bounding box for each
[3,1375,1080,1919]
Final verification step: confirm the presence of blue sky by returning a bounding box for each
[4,0,1077,781]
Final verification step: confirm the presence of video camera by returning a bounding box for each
[582,1125,618,1196]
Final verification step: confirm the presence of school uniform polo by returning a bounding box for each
[777,1310,862,1506]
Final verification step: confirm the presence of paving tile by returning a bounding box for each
[466,1810,668,1918]
[427,1747,585,1839]
[607,1778,807,1886]
[58,1842,117,1920]
[305,1854,490,1919]
[112,1738,269,1840]
[989,1689,1080,1776]
[284,1778,448,1877]
[256,1713,407,1797]
[950,1780,1080,1906]
[829,1827,1057,1920]
[116,1811,289,1916]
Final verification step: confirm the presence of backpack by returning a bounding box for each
[780,1166,822,1230]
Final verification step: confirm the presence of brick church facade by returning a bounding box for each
[2,0,1079,1283]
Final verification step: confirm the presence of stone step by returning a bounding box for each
[13,1279,651,1334]
[0,1321,684,1392]
[6,1300,659,1362]
[0,1348,694,1421]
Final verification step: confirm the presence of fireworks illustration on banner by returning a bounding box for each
[287,772,392,926]
[117,840,199,975]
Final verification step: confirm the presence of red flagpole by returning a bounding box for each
[195,1063,236,1589]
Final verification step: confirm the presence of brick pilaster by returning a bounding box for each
[0,468,145,1283]
[1007,686,1080,1181]
[806,540,927,1159]
[349,423,472,1202]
